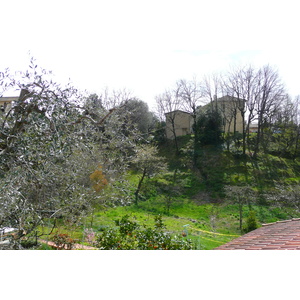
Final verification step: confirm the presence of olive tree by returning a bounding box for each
[0,59,140,248]
[156,89,182,153]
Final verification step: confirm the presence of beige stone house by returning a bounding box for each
[209,95,246,134]
[0,90,29,114]
[217,95,246,133]
[165,110,194,139]
[0,96,18,113]
[165,96,246,139]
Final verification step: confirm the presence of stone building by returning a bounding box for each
[165,110,194,139]
[199,95,246,134]
[165,96,246,139]
[0,96,18,113]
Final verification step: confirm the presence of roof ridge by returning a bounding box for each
[262,218,300,226]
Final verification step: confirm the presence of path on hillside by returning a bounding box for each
[39,239,97,250]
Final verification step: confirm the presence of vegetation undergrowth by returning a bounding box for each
[35,136,300,250]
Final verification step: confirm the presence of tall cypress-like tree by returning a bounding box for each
[194,108,224,149]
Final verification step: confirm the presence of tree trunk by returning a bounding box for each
[171,121,179,154]
[294,127,300,159]
[253,116,263,158]
[134,168,147,205]
[239,200,243,233]
[242,112,246,155]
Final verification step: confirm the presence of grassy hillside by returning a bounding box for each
[36,135,300,250]
[38,197,300,250]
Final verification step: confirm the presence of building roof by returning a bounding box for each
[0,89,29,103]
[165,110,192,115]
[214,95,247,102]
[0,96,19,103]
[215,218,300,250]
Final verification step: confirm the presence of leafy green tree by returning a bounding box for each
[245,211,258,233]
[154,170,184,214]
[194,108,224,148]
[190,109,225,194]
[152,120,167,144]
[122,98,157,136]
[131,144,167,205]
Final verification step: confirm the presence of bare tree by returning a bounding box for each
[271,94,300,158]
[223,65,285,157]
[99,87,133,111]
[203,73,223,105]
[202,73,236,136]
[175,78,205,161]
[156,89,182,153]
[225,185,254,233]
[252,65,286,157]
[223,65,256,154]
[293,96,300,158]
[175,78,204,120]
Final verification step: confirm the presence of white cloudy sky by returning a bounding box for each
[1,0,299,109]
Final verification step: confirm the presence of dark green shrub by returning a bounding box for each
[96,228,122,250]
[20,239,38,249]
[244,211,258,233]
[115,214,139,236]
[194,109,224,148]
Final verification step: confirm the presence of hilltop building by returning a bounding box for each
[165,110,194,139]
[165,95,246,139]
[201,95,246,134]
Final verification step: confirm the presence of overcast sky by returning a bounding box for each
[1,0,299,110]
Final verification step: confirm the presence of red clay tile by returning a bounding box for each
[215,219,300,250]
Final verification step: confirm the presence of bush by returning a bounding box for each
[20,239,38,249]
[244,211,258,233]
[51,232,76,250]
[95,215,193,250]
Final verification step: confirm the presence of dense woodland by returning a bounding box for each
[1,59,300,250]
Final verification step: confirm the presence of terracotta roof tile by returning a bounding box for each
[215,219,300,250]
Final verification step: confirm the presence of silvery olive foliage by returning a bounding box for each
[0,59,144,247]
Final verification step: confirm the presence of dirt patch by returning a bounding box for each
[39,239,97,250]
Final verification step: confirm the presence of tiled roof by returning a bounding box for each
[165,110,191,115]
[215,218,300,250]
